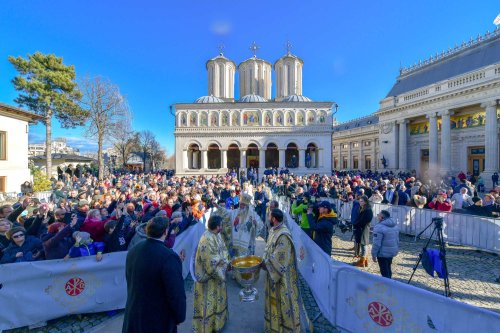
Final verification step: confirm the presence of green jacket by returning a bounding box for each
[292,202,310,229]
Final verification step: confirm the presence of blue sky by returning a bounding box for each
[0,1,498,154]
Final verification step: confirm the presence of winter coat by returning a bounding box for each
[104,216,135,253]
[428,200,452,212]
[42,225,75,260]
[128,222,176,250]
[292,202,310,229]
[307,211,337,255]
[0,236,44,264]
[371,217,399,258]
[68,241,105,258]
[353,208,373,245]
[123,239,186,333]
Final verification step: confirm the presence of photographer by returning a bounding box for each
[306,201,337,255]
[292,190,312,238]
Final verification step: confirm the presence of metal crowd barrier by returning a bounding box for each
[282,196,499,254]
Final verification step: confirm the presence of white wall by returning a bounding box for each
[0,115,31,193]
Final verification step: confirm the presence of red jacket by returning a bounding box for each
[428,200,452,212]
[80,217,107,242]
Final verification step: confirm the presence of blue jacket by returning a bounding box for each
[69,241,105,258]
[0,236,44,264]
[371,217,399,258]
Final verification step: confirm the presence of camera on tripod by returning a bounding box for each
[432,217,443,230]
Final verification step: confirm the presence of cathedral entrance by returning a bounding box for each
[467,146,485,177]
[246,144,259,169]
[227,144,240,170]
[188,144,201,169]
[285,143,298,168]
[207,144,221,169]
[306,143,318,168]
[265,143,279,168]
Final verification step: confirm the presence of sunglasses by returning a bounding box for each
[12,233,25,239]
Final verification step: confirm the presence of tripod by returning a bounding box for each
[408,217,451,297]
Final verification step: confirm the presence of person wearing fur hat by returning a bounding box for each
[1,226,44,264]
[409,195,427,209]
[228,193,263,258]
[66,231,104,261]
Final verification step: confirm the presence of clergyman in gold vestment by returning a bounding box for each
[263,208,312,333]
[193,215,230,333]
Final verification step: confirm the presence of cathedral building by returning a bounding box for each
[174,44,337,177]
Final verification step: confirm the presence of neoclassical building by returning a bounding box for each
[174,47,336,176]
[331,29,500,188]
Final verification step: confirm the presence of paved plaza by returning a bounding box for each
[332,229,500,314]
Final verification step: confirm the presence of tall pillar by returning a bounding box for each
[347,142,352,169]
[318,148,324,168]
[359,140,364,170]
[240,149,247,169]
[299,149,305,168]
[439,110,452,175]
[221,150,227,169]
[182,150,188,170]
[427,113,438,176]
[258,149,265,178]
[371,140,376,170]
[192,151,199,169]
[481,101,499,189]
[398,119,408,171]
[337,143,342,170]
[279,149,286,168]
[201,150,208,170]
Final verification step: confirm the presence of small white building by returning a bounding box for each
[0,103,42,193]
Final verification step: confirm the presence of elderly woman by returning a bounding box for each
[79,209,106,242]
[1,227,44,264]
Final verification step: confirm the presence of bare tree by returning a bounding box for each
[113,125,137,168]
[80,76,131,180]
[137,130,156,172]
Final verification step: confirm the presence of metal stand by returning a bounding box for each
[408,217,451,297]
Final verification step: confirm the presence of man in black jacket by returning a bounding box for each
[306,201,337,255]
[123,217,186,333]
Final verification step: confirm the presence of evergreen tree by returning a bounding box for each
[9,52,87,177]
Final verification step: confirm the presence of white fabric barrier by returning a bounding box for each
[334,267,500,332]
[0,221,206,330]
[280,200,500,332]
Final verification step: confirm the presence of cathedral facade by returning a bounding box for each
[174,47,336,177]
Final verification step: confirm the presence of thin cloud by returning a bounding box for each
[210,20,232,36]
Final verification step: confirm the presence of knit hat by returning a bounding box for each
[78,200,89,207]
[318,201,332,210]
[72,231,92,244]
[471,197,482,204]
[7,226,26,240]
[413,195,427,209]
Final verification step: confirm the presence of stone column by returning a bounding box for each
[371,140,376,170]
[337,143,342,170]
[279,149,286,168]
[359,140,364,170]
[221,150,227,169]
[259,149,265,178]
[240,149,247,169]
[398,119,408,171]
[427,113,438,175]
[347,142,352,169]
[318,148,324,168]
[182,150,188,170]
[439,110,452,175]
[299,149,305,168]
[481,101,499,189]
[201,150,208,170]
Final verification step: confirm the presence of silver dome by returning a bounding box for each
[194,95,225,103]
[239,94,268,103]
[282,95,312,102]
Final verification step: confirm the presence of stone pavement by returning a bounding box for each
[332,228,500,314]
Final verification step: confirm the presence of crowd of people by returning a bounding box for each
[1,168,499,331]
